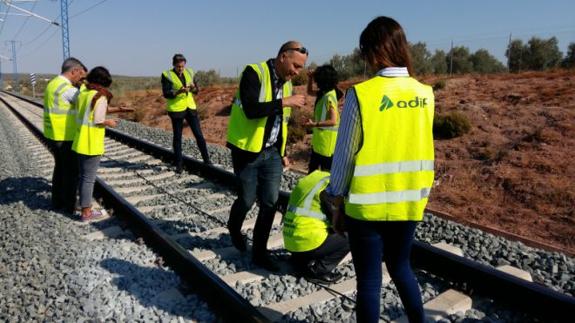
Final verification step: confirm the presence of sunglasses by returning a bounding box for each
[281,47,309,55]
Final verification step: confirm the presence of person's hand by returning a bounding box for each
[331,209,346,235]
[283,94,306,108]
[104,119,118,128]
[304,118,316,128]
[282,156,291,169]
[320,190,346,234]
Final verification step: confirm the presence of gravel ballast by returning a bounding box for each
[0,104,216,322]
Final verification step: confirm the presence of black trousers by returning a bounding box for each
[46,139,78,211]
[308,151,333,173]
[168,108,210,165]
[290,232,350,275]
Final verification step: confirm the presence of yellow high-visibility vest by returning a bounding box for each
[345,76,435,221]
[283,170,330,252]
[163,68,197,112]
[226,61,292,156]
[311,89,339,157]
[72,88,106,156]
[43,76,77,141]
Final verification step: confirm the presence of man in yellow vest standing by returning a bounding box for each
[162,54,211,173]
[283,170,349,284]
[226,41,308,271]
[43,57,87,213]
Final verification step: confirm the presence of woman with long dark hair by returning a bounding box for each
[321,16,435,322]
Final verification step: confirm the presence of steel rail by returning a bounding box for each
[3,90,574,320]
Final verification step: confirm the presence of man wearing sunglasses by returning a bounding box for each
[226,41,308,271]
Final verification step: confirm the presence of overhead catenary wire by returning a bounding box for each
[11,1,38,40]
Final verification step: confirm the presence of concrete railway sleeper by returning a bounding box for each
[2,91,573,322]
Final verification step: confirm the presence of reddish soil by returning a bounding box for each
[114,70,575,255]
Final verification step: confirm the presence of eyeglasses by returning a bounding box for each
[281,47,309,55]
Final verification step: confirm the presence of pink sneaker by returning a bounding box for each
[81,209,103,222]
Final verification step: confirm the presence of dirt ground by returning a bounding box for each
[114,70,575,255]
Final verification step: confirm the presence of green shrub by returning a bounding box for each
[434,111,471,139]
[287,105,311,144]
[433,79,446,91]
[291,69,308,86]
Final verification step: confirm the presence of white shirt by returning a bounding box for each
[93,97,108,125]
[57,75,80,104]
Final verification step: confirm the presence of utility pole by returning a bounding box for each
[60,0,70,59]
[507,33,512,72]
[9,40,19,93]
[0,53,10,90]
[449,40,454,77]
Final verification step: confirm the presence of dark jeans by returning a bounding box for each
[346,217,424,323]
[168,109,210,165]
[228,146,283,256]
[308,151,332,173]
[46,139,78,211]
[77,154,101,208]
[290,232,349,275]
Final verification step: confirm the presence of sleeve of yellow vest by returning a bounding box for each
[239,66,283,119]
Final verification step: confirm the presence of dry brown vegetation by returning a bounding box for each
[114,70,575,254]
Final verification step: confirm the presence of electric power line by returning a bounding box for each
[70,0,110,18]
[11,1,38,39]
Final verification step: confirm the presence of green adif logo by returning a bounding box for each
[379,95,428,111]
[379,95,394,111]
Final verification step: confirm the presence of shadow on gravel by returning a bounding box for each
[100,258,210,320]
[0,176,53,208]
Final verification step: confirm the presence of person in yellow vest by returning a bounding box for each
[43,57,87,213]
[161,54,211,173]
[283,170,349,284]
[72,66,117,222]
[226,41,308,271]
[305,65,342,173]
[320,17,434,323]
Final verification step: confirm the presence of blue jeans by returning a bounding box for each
[228,146,283,256]
[346,217,424,323]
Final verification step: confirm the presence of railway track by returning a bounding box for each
[2,91,573,322]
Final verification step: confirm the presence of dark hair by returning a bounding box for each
[314,65,338,92]
[172,53,186,66]
[359,16,413,75]
[86,66,112,87]
[61,57,87,74]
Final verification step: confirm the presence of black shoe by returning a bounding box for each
[252,254,280,272]
[175,165,183,174]
[229,231,247,252]
[305,271,343,285]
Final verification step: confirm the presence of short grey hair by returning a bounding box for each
[61,57,87,74]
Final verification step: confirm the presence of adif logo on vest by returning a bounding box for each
[379,95,394,111]
[379,95,428,111]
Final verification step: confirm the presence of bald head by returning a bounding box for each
[275,40,308,81]
[277,41,308,57]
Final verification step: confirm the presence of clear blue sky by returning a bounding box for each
[0,0,573,77]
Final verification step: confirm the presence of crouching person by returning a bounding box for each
[282,170,349,284]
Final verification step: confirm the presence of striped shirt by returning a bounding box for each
[326,67,410,197]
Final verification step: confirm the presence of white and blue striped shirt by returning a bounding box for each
[326,67,410,197]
